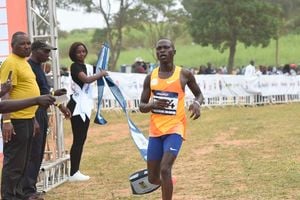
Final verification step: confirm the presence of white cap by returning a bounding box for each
[135,57,144,62]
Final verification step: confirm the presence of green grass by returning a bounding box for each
[58,31,300,71]
[42,103,300,199]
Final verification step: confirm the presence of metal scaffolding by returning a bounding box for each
[26,0,69,192]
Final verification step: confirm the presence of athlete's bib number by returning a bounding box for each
[152,90,178,115]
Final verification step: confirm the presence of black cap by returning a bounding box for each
[31,40,57,51]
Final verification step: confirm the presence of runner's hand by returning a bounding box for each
[188,102,200,120]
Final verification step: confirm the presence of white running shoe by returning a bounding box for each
[69,171,90,182]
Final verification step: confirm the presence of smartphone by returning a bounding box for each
[7,71,12,81]
[61,88,67,93]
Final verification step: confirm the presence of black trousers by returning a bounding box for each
[1,118,34,200]
[67,97,90,176]
[22,107,48,196]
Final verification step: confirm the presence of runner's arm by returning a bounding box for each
[139,75,152,113]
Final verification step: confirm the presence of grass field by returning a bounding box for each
[58,31,300,71]
[42,103,300,200]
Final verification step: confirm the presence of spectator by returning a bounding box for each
[22,40,71,200]
[67,42,108,182]
[290,64,297,75]
[266,65,274,75]
[204,62,215,74]
[282,64,291,75]
[42,62,54,89]
[244,60,256,76]
[132,57,147,73]
[61,66,70,76]
[197,65,206,74]
[0,31,40,200]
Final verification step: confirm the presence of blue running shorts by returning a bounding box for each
[147,133,183,161]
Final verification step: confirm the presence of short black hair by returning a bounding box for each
[69,42,88,62]
[157,38,175,49]
[11,31,27,47]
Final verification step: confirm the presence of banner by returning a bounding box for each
[0,0,28,62]
[98,74,300,101]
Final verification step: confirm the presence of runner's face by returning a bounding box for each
[155,40,175,64]
[12,34,31,58]
[75,45,87,63]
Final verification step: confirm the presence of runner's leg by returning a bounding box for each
[147,136,163,185]
[160,134,182,200]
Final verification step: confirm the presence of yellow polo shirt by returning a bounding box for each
[0,54,40,118]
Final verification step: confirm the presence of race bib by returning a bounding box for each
[152,90,178,115]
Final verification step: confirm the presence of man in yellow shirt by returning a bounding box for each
[0,31,41,200]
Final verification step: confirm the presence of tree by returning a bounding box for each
[56,0,131,71]
[182,0,281,73]
[138,0,189,61]
[58,0,185,71]
[57,0,149,71]
[263,0,300,65]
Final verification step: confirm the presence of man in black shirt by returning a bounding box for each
[23,40,71,200]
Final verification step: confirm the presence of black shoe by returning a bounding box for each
[27,193,44,200]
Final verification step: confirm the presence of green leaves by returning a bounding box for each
[182,0,281,71]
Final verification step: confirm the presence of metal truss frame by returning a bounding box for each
[26,0,69,192]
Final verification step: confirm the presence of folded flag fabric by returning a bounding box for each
[94,43,109,125]
[94,43,159,194]
[94,43,148,161]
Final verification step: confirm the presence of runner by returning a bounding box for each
[139,38,204,200]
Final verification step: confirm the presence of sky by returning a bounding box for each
[57,8,105,31]
[56,1,182,31]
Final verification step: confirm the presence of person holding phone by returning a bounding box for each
[0,72,12,97]
[0,31,41,200]
[21,40,71,200]
[0,71,56,112]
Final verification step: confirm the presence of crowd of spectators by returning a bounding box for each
[128,57,300,76]
[190,61,300,76]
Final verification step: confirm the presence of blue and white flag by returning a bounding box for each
[95,43,148,161]
[94,43,109,125]
[105,76,148,161]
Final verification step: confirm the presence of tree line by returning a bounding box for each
[39,0,300,72]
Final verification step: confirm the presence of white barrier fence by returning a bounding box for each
[1,73,299,192]
[61,73,300,110]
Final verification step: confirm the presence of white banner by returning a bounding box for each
[1,74,299,154]
[95,73,300,100]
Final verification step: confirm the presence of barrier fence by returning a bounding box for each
[61,73,300,110]
[33,73,300,192]
[1,73,299,192]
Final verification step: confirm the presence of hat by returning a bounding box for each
[135,57,144,63]
[31,40,57,51]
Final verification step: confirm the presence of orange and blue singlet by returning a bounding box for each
[147,66,186,161]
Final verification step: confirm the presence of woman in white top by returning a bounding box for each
[67,42,108,181]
